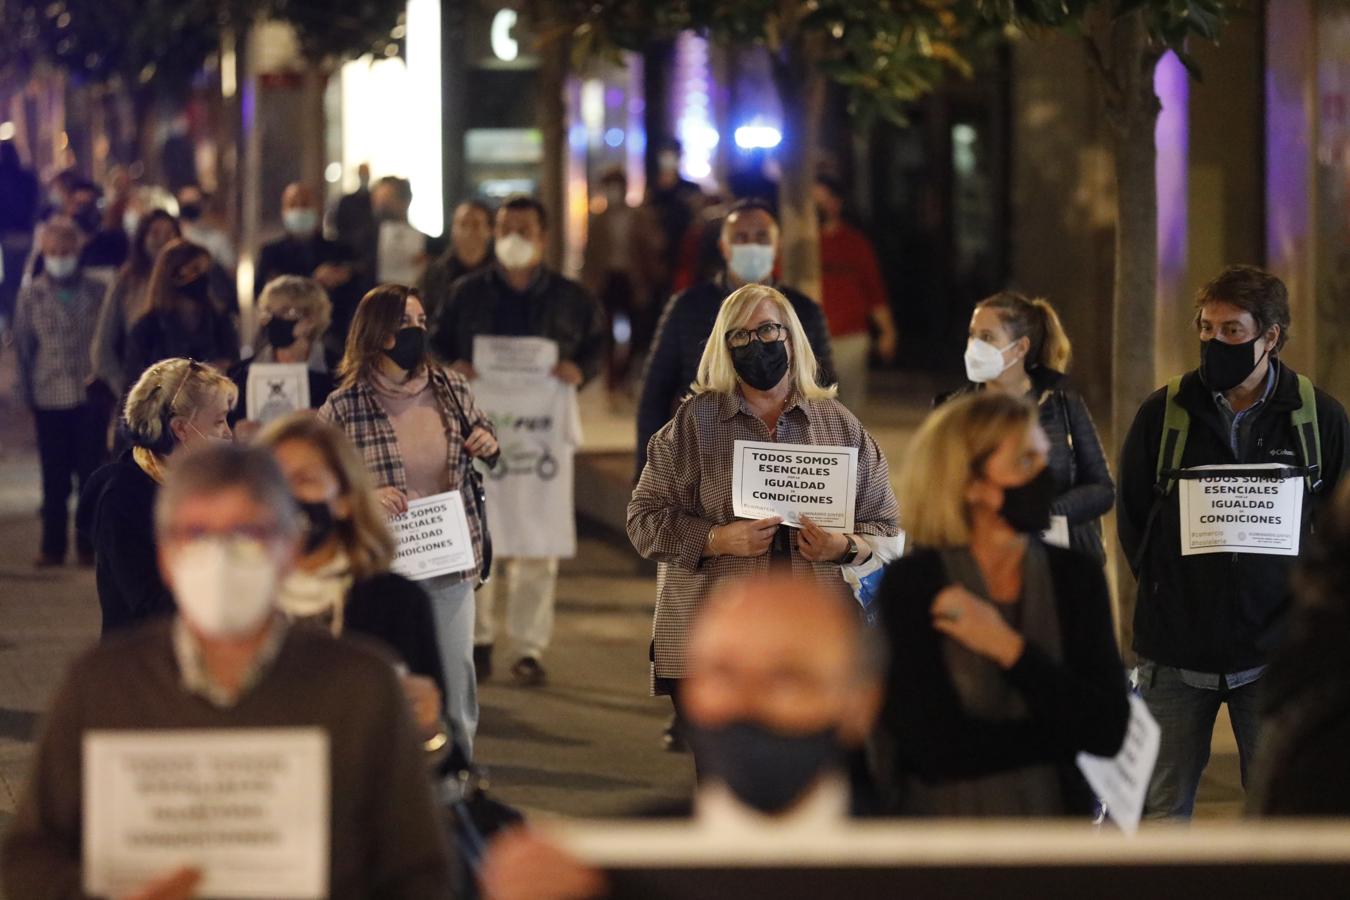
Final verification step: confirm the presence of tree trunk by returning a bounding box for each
[771,38,826,302]
[539,37,568,272]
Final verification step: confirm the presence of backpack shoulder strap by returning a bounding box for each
[1291,374,1323,493]
[1155,375,1190,494]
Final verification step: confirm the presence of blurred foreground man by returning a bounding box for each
[3,444,450,899]
[478,575,884,900]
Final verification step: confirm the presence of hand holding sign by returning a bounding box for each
[798,515,849,562]
[710,516,782,558]
[124,867,203,900]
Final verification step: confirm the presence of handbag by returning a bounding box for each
[444,377,494,584]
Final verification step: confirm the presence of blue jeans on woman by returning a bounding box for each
[423,574,479,761]
[1137,657,1264,820]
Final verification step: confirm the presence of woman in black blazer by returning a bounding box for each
[874,392,1129,817]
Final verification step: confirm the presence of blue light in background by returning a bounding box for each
[734,124,782,150]
[604,127,625,148]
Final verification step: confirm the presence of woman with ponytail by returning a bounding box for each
[940,292,1114,562]
[80,357,237,635]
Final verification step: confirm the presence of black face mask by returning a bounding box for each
[997,466,1056,534]
[179,202,203,222]
[686,720,842,815]
[267,317,298,350]
[384,326,427,372]
[1199,336,1268,393]
[296,499,337,554]
[179,274,211,304]
[731,339,789,392]
[74,206,101,234]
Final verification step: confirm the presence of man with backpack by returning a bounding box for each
[1118,265,1350,819]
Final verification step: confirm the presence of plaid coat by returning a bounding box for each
[319,365,496,577]
[628,388,900,684]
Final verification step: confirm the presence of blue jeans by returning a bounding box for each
[1137,658,1263,820]
[424,575,479,761]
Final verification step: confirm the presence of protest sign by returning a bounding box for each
[473,335,560,383]
[1177,463,1303,557]
[245,363,310,425]
[84,729,328,899]
[731,440,858,533]
[473,375,581,558]
[1075,695,1161,835]
[389,491,477,580]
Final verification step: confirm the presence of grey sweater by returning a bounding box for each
[3,620,452,899]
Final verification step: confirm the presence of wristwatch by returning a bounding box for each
[839,535,859,566]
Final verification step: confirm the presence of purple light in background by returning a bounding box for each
[1154,51,1189,296]
[606,86,624,109]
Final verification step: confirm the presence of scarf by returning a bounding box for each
[370,365,430,400]
[132,447,168,485]
[276,551,354,636]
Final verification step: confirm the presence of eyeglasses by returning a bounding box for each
[162,525,282,544]
[725,322,786,349]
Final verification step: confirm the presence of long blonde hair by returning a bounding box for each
[123,358,238,455]
[257,412,396,581]
[691,284,836,400]
[897,392,1036,549]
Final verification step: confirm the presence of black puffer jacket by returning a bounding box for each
[938,368,1114,562]
[1117,360,1350,673]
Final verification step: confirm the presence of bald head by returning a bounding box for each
[684,576,883,745]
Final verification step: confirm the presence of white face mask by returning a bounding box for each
[495,233,538,271]
[283,208,319,236]
[728,243,775,284]
[169,537,281,637]
[45,255,79,280]
[964,338,1019,383]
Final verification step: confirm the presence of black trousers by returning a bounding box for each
[34,404,105,560]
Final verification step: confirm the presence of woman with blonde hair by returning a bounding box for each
[229,275,336,430]
[259,413,450,758]
[874,391,1128,817]
[942,291,1113,562]
[80,357,236,635]
[628,283,900,754]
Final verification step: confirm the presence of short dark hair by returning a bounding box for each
[1195,265,1291,353]
[455,198,494,222]
[815,173,845,199]
[499,195,547,231]
[726,198,777,223]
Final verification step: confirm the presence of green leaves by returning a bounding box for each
[978,0,1231,60]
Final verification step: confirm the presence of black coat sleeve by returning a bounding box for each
[1312,388,1350,518]
[1051,391,1115,525]
[1117,391,1165,575]
[97,484,174,622]
[429,279,465,364]
[634,294,686,481]
[795,295,836,387]
[1004,549,1130,758]
[569,283,610,387]
[344,574,448,699]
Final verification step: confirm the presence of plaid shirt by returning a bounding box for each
[628,389,900,681]
[13,272,105,410]
[319,365,496,577]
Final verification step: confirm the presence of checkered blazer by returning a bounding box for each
[13,273,105,410]
[319,365,496,575]
[628,389,900,682]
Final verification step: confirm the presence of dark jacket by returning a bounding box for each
[939,368,1114,561]
[227,357,335,427]
[875,546,1129,816]
[255,234,368,364]
[345,572,446,698]
[418,252,490,323]
[124,308,240,389]
[634,277,837,479]
[1117,360,1350,672]
[429,266,607,384]
[82,454,174,635]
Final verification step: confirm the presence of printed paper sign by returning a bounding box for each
[1177,463,1303,557]
[389,491,477,580]
[473,335,560,382]
[1042,515,1070,549]
[246,363,310,425]
[473,376,581,559]
[731,440,859,533]
[84,729,329,899]
[1076,695,1161,835]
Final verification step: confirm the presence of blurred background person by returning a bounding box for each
[0,139,40,328]
[260,413,453,759]
[479,574,888,900]
[321,284,499,757]
[941,292,1113,563]
[89,209,181,405]
[5,443,451,898]
[177,183,236,272]
[229,275,335,432]
[629,284,898,752]
[813,174,897,411]
[372,176,429,286]
[644,137,704,297]
[581,167,664,395]
[431,196,605,687]
[419,199,493,323]
[1250,478,1350,816]
[333,162,376,274]
[81,358,236,636]
[124,238,240,386]
[13,217,107,567]
[635,199,835,480]
[256,181,364,364]
[877,392,1128,816]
